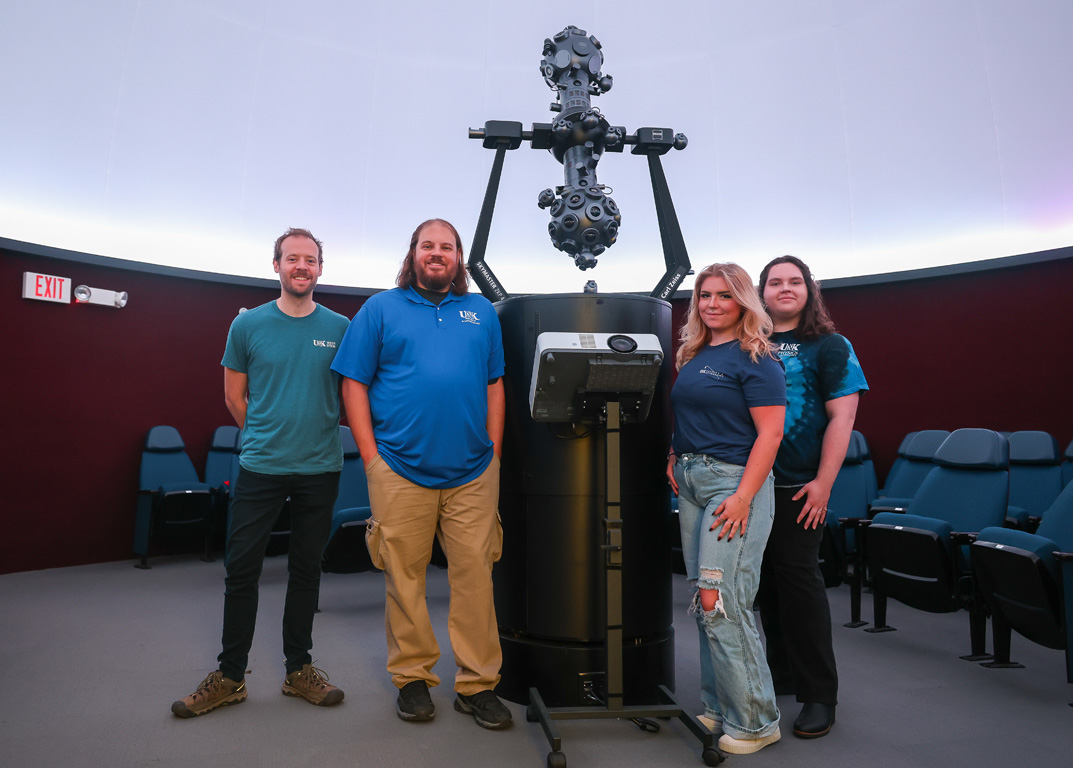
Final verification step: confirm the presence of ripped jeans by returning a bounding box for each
[675,453,780,740]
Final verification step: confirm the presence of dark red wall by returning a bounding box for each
[4,245,1071,573]
[818,256,1073,480]
[3,247,368,574]
[668,253,1073,488]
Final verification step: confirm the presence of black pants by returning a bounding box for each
[218,467,340,682]
[755,485,838,706]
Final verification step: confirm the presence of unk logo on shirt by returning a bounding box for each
[313,339,337,348]
[699,366,726,379]
[777,342,800,357]
[459,310,480,325]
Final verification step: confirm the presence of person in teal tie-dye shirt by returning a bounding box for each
[754,255,868,741]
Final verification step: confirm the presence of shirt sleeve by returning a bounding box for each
[741,353,787,407]
[485,303,505,380]
[220,314,249,372]
[330,299,383,385]
[818,334,869,400]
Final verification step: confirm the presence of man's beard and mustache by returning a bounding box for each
[283,270,316,297]
[417,257,458,292]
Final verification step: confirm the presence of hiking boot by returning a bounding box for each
[282,664,344,706]
[172,670,247,718]
[454,690,513,730]
[396,680,435,721]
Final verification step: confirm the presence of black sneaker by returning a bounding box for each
[454,690,513,730]
[396,680,435,722]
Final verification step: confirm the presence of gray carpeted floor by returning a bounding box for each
[1,555,1069,768]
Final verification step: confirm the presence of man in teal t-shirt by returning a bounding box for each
[172,228,349,718]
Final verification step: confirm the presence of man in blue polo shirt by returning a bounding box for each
[332,218,511,730]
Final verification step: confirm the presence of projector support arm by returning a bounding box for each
[645,150,692,300]
[467,122,526,303]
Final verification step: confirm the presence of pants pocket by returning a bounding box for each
[365,517,387,570]
[490,510,504,564]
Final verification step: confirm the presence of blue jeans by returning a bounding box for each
[675,453,780,739]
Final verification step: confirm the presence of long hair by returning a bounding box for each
[676,263,775,370]
[273,227,323,264]
[758,255,835,340]
[396,218,470,295]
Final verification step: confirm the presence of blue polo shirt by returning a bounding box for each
[331,287,505,488]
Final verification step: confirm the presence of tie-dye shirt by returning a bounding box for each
[770,331,868,486]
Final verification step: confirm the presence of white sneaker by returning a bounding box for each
[718,727,781,754]
[697,714,722,734]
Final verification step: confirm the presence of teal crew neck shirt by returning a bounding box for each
[222,301,350,475]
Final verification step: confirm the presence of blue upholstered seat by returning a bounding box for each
[321,426,376,573]
[972,482,1073,695]
[878,431,916,497]
[822,431,876,587]
[869,429,950,515]
[204,425,240,547]
[133,425,213,569]
[1061,438,1073,487]
[859,428,1008,658]
[1006,431,1063,530]
[204,425,240,495]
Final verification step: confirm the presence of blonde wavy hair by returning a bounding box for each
[676,262,776,370]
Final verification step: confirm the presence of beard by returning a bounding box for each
[416,259,457,292]
[282,273,316,297]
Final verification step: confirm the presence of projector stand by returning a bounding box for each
[525,401,723,768]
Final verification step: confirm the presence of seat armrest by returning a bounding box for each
[868,503,907,517]
[950,531,978,545]
[839,517,871,530]
[1054,551,1073,562]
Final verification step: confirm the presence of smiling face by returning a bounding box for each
[698,275,743,344]
[274,234,322,298]
[762,261,808,327]
[413,221,461,292]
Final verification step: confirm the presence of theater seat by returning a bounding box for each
[204,425,240,547]
[133,426,213,569]
[1006,431,1063,530]
[972,482,1073,701]
[1062,438,1073,487]
[857,428,1009,659]
[321,426,376,573]
[821,431,875,588]
[878,431,917,497]
[869,429,950,515]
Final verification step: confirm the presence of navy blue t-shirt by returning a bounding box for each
[771,331,868,486]
[671,341,786,467]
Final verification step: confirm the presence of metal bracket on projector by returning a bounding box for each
[468,120,692,303]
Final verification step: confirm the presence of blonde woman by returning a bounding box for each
[666,263,786,755]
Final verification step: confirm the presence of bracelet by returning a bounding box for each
[667,450,675,460]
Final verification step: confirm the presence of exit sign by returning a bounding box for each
[22,272,71,304]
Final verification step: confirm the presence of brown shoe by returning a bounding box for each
[282,664,344,706]
[172,670,247,718]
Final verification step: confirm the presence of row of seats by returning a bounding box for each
[827,428,1073,706]
[822,428,1073,588]
[133,425,379,573]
